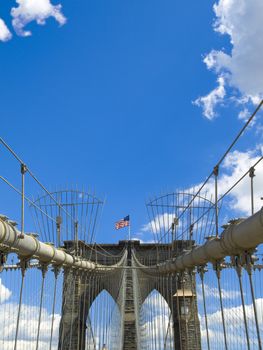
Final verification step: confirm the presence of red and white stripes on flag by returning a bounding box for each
[115,215,130,230]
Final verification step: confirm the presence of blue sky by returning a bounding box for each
[0,0,263,243]
[0,3,263,349]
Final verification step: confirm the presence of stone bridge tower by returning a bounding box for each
[58,240,201,350]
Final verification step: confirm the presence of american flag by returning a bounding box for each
[115,215,130,230]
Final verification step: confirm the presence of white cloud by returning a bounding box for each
[140,313,173,349]
[140,290,173,349]
[210,146,263,215]
[0,278,12,303]
[187,145,263,216]
[131,237,155,243]
[0,302,60,349]
[195,0,263,118]
[0,276,60,349]
[0,340,57,350]
[197,283,240,301]
[142,213,176,235]
[141,145,263,240]
[138,278,263,349]
[199,298,263,349]
[194,75,226,120]
[0,18,12,42]
[11,0,66,37]
[238,108,250,122]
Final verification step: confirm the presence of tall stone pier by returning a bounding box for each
[58,240,201,350]
[123,242,137,349]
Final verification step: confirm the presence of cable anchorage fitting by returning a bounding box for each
[38,263,48,278]
[249,166,255,178]
[213,165,219,177]
[21,163,27,175]
[231,255,243,277]
[0,252,7,273]
[197,265,208,281]
[242,250,258,275]
[52,265,61,279]
[19,258,29,277]
[213,260,224,279]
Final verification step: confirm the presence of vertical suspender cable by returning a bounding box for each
[60,268,69,350]
[169,274,175,350]
[189,270,198,347]
[245,254,262,350]
[215,264,228,350]
[77,270,82,350]
[164,275,172,349]
[14,261,27,350]
[81,272,89,350]
[234,257,250,350]
[49,267,59,350]
[164,313,172,349]
[93,275,99,350]
[89,274,95,350]
[87,274,92,349]
[153,279,158,350]
[181,273,189,349]
[151,287,155,350]
[162,277,167,348]
[156,281,161,350]
[36,265,47,350]
[175,273,183,350]
[199,267,210,350]
[69,269,77,349]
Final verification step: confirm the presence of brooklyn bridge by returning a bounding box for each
[0,101,263,350]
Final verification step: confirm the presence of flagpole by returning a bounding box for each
[128,220,131,241]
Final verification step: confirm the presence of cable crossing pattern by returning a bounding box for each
[0,100,263,349]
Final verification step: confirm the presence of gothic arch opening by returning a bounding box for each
[139,289,174,350]
[86,289,123,350]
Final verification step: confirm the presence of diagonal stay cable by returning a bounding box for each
[0,137,77,224]
[179,99,263,218]
[153,154,263,245]
[0,175,56,223]
[151,99,263,245]
[0,138,104,245]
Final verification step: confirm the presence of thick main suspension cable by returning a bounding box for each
[0,218,127,273]
[133,208,263,275]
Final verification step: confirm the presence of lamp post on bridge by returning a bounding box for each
[173,287,197,349]
[174,289,195,322]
